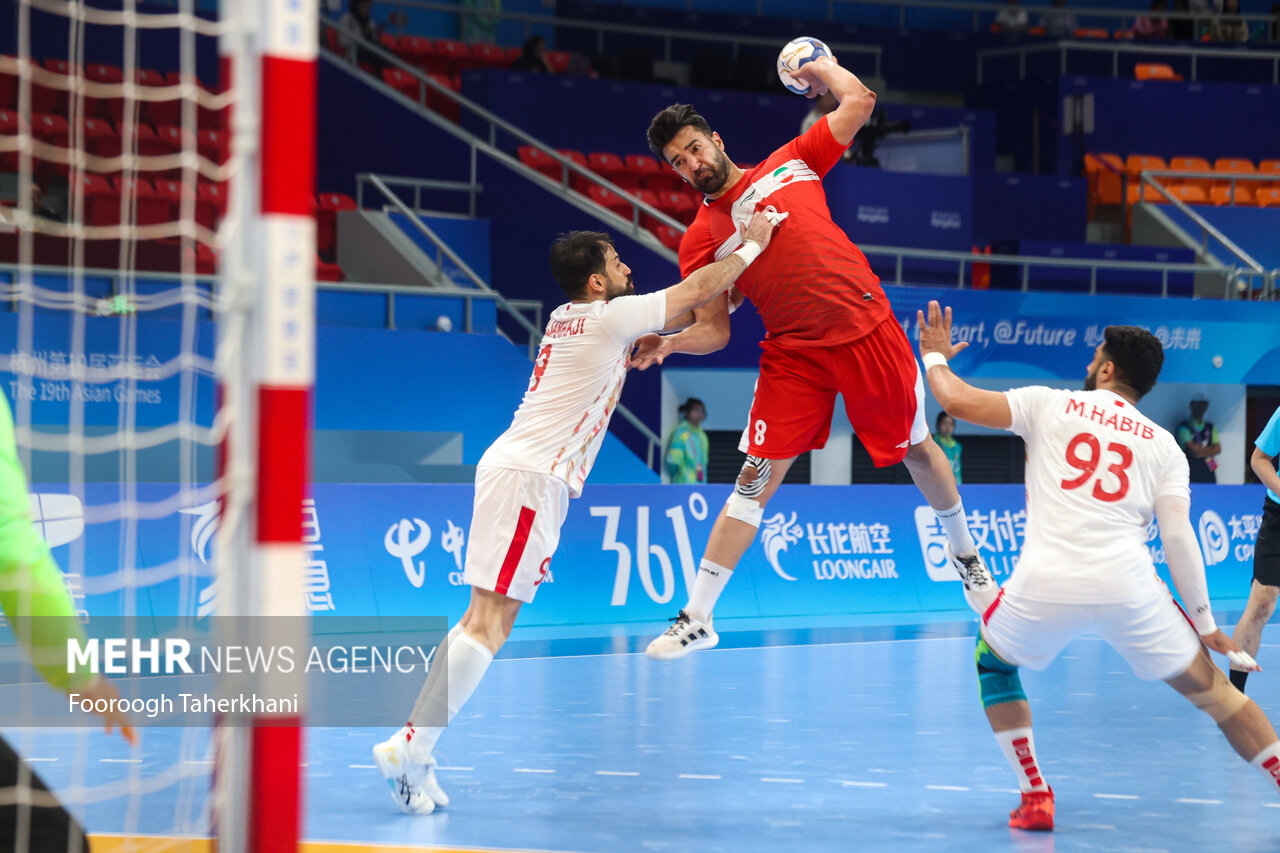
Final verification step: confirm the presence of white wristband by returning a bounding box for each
[732,240,763,266]
[922,351,949,370]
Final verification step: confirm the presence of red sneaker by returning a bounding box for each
[1009,787,1054,831]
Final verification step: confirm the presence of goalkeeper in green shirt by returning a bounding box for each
[0,392,134,852]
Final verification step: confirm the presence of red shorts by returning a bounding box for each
[738,317,928,465]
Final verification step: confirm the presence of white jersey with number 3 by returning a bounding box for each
[1003,386,1190,604]
[480,291,667,498]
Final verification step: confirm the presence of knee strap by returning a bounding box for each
[1186,681,1250,723]
[976,635,1026,709]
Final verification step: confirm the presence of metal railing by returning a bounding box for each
[321,15,684,262]
[383,0,883,75]
[857,243,1251,298]
[380,0,1276,37]
[977,39,1280,84]
[355,173,484,219]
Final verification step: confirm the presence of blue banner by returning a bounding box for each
[18,483,1267,634]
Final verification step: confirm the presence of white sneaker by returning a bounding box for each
[946,543,999,614]
[645,610,719,660]
[372,732,447,815]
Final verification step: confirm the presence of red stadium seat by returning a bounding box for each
[624,154,661,191]
[425,73,460,123]
[650,223,683,251]
[316,256,345,282]
[151,177,183,220]
[72,173,112,216]
[0,109,26,171]
[434,40,472,76]
[587,184,630,217]
[470,43,509,70]
[656,189,698,225]
[315,192,357,259]
[382,67,423,102]
[196,128,227,165]
[83,117,121,161]
[587,151,628,187]
[195,181,228,231]
[518,145,561,181]
[85,62,124,121]
[633,189,663,229]
[557,149,589,191]
[36,59,76,116]
[546,50,571,74]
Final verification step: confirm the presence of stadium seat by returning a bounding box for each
[0,55,30,111]
[425,73,460,122]
[72,172,111,215]
[557,149,590,191]
[86,176,168,226]
[656,189,697,225]
[30,113,69,175]
[633,189,662,229]
[586,184,630,217]
[1073,28,1109,39]
[1135,63,1181,81]
[1124,153,1167,181]
[470,43,510,70]
[154,124,186,159]
[587,151,628,187]
[197,128,227,165]
[0,109,26,171]
[1168,184,1208,204]
[315,192,357,259]
[1210,184,1255,206]
[504,46,522,64]
[1027,25,1046,36]
[396,35,448,76]
[518,145,562,181]
[83,117,121,161]
[1126,183,1166,205]
[1256,187,1280,208]
[1256,159,1280,186]
[379,31,399,57]
[136,68,174,127]
[85,62,125,121]
[151,177,183,220]
[324,25,344,56]
[1113,28,1133,39]
[382,67,423,103]
[1168,156,1213,190]
[546,51,572,74]
[195,181,227,231]
[624,154,662,191]
[131,121,169,158]
[316,256,345,282]
[435,40,472,76]
[1214,156,1255,174]
[650,222,683,251]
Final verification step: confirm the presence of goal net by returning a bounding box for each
[0,0,314,850]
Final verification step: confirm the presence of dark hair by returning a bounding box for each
[679,397,706,415]
[647,103,714,160]
[935,411,955,428]
[1101,325,1164,398]
[521,35,546,57]
[549,230,614,299]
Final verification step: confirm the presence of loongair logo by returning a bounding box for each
[760,511,803,581]
[29,493,84,548]
[857,205,889,225]
[930,211,962,230]
[385,518,431,588]
[913,505,957,582]
[1198,509,1230,567]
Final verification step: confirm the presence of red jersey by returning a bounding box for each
[678,115,891,347]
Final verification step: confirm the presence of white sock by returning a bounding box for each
[406,631,494,763]
[685,559,732,621]
[935,501,977,557]
[995,727,1049,793]
[1250,741,1280,792]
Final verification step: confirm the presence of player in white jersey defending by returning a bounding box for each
[370,210,782,815]
[917,301,1280,832]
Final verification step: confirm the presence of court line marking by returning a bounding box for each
[513,768,556,774]
[23,757,57,762]
[594,770,639,776]
[925,785,970,792]
[1094,793,1140,800]
[436,766,474,771]
[91,837,594,853]
[348,764,376,769]
[678,773,721,780]
[1175,798,1224,805]
[760,777,805,784]
[99,758,142,764]
[494,634,974,663]
[839,781,887,788]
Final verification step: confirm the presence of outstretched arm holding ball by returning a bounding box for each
[792,54,876,146]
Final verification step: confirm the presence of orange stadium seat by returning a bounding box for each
[1256,159,1280,186]
[1256,187,1280,208]
[1214,156,1255,174]
[1089,152,1125,206]
[1210,184,1254,206]
[1168,156,1213,190]
[1124,153,1167,180]
[1168,184,1208,204]
[1135,63,1181,81]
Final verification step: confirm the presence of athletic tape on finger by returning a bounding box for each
[763,207,789,226]
[1228,650,1260,671]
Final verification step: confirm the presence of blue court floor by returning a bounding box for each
[8,611,1280,852]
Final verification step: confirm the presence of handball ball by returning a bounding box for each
[436,315,453,332]
[777,37,833,96]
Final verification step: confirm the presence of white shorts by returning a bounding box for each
[463,465,569,604]
[981,587,1202,682]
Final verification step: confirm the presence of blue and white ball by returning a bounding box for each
[776,37,833,96]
